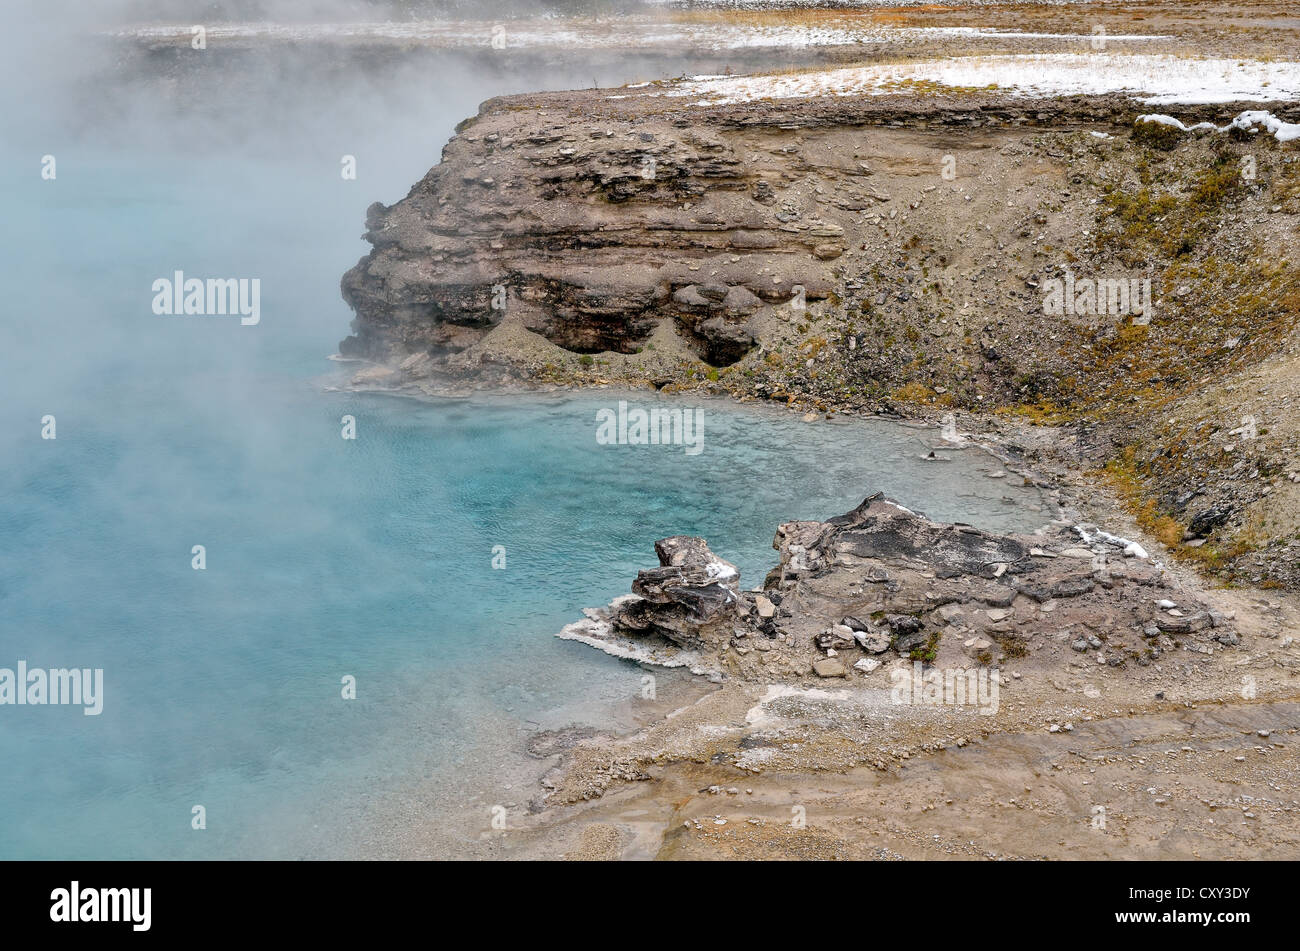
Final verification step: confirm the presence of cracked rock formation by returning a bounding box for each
[561,493,1240,682]
[619,536,741,651]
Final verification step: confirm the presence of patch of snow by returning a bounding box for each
[1228,110,1300,142]
[1137,110,1300,143]
[1124,541,1149,560]
[705,562,739,581]
[1073,524,1153,562]
[1135,113,1217,131]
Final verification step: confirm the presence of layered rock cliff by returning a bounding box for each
[339,89,881,367]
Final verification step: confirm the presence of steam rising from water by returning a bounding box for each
[0,0,1056,859]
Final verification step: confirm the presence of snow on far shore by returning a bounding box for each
[667,53,1300,105]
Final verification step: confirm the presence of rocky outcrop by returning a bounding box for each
[620,536,741,650]
[339,104,849,368]
[560,494,1240,682]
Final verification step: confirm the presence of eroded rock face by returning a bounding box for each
[560,494,1240,683]
[339,98,846,368]
[616,535,741,650]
